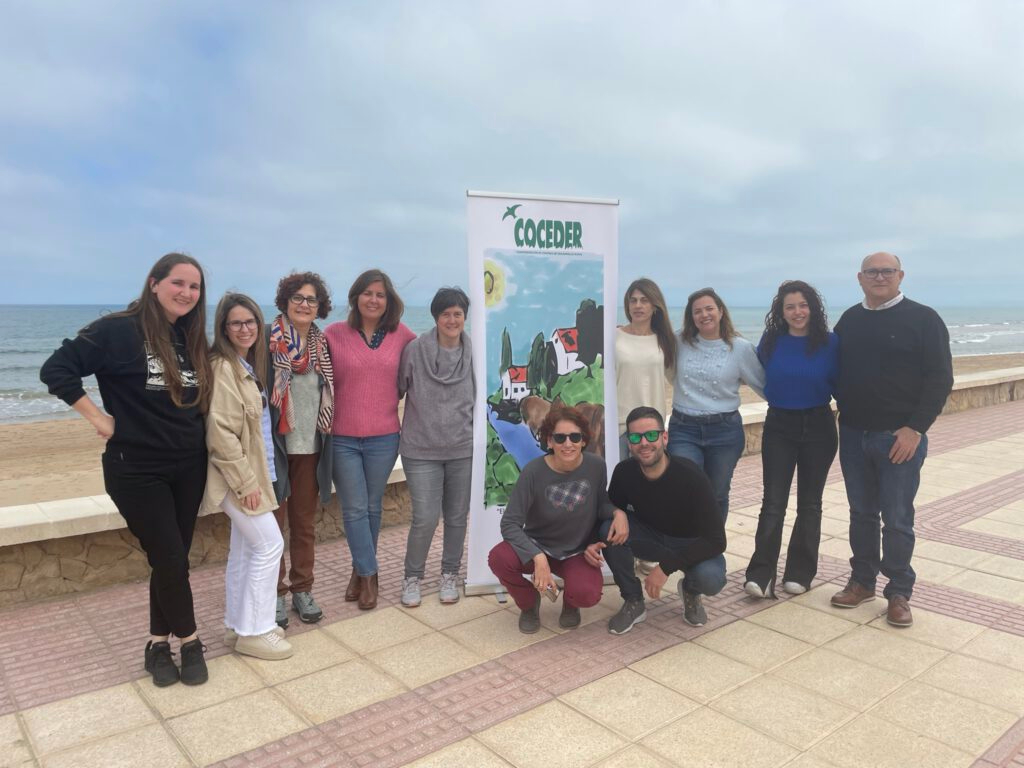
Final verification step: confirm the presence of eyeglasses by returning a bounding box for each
[289,294,320,307]
[226,319,258,331]
[626,429,663,445]
[551,432,583,444]
[862,268,899,280]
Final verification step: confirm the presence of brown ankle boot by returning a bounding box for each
[345,567,360,602]
[358,573,378,610]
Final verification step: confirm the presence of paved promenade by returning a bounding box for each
[3,399,1024,767]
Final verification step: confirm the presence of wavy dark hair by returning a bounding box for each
[680,287,739,349]
[537,405,593,452]
[347,268,404,332]
[104,253,211,411]
[212,293,268,391]
[623,277,676,372]
[760,280,830,362]
[274,271,333,319]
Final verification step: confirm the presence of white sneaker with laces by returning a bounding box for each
[235,630,293,660]
[439,573,460,604]
[401,576,422,607]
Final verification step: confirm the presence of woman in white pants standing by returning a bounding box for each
[203,293,293,660]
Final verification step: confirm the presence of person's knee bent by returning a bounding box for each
[689,558,727,596]
[564,568,603,608]
[488,541,520,580]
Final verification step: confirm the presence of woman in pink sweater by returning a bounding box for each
[325,269,415,609]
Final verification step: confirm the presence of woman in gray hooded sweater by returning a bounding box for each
[398,287,475,607]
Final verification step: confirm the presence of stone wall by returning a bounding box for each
[0,481,411,608]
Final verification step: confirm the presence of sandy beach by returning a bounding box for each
[4,353,1022,507]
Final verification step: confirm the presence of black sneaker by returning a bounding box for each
[608,598,647,635]
[144,641,179,687]
[179,638,208,686]
[680,585,707,627]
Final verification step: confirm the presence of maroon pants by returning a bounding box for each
[274,453,319,595]
[488,541,603,611]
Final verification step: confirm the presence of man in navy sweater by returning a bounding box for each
[831,252,953,627]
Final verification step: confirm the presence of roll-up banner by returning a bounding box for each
[465,191,619,594]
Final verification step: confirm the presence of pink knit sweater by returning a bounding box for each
[324,322,416,437]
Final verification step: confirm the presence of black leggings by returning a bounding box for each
[103,448,207,638]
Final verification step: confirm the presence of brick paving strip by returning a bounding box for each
[3,399,1024,765]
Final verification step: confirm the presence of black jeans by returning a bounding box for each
[103,447,207,638]
[745,405,837,591]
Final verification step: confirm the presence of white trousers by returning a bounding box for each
[222,493,284,636]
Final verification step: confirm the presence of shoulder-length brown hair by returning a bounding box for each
[274,271,333,319]
[211,293,268,390]
[346,269,404,332]
[623,277,676,371]
[680,287,739,349]
[106,253,211,411]
[537,405,592,452]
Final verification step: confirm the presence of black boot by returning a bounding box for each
[179,638,209,686]
[144,640,180,687]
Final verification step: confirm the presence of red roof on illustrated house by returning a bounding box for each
[553,327,579,352]
[506,365,528,383]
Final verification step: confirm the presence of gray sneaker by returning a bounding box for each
[680,583,707,627]
[292,591,323,623]
[401,576,422,607]
[275,595,289,629]
[518,594,541,634]
[438,572,460,604]
[608,598,647,635]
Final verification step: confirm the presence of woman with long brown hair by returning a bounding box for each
[41,253,213,687]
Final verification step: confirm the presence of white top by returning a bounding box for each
[673,335,765,416]
[614,328,670,433]
[862,292,905,311]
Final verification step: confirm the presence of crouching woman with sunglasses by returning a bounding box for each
[488,406,628,634]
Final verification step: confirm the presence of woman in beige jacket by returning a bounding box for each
[202,293,293,661]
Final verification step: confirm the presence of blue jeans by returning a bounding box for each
[332,433,400,576]
[839,425,927,599]
[667,410,745,522]
[601,516,726,600]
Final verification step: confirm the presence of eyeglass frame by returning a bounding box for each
[225,319,259,331]
[289,293,320,307]
[861,268,900,280]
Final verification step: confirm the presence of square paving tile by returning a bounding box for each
[918,653,1024,715]
[167,689,306,765]
[0,714,32,766]
[366,632,483,688]
[239,627,353,685]
[713,675,856,749]
[321,605,432,655]
[693,619,813,670]
[42,723,188,768]
[405,736,513,767]
[810,714,973,768]
[559,668,698,739]
[478,700,626,768]
[642,706,797,768]
[443,608,555,658]
[274,659,405,723]
[866,607,984,651]
[745,601,858,646]
[912,557,965,584]
[824,624,948,677]
[397,594,505,630]
[773,648,907,710]
[975,553,1024,581]
[725,533,757,558]
[913,541,990,568]
[139,654,263,718]
[943,569,1024,604]
[630,643,759,703]
[960,627,1024,672]
[962,517,1024,541]
[870,680,1018,754]
[791,584,885,624]
[595,746,674,767]
[21,682,154,756]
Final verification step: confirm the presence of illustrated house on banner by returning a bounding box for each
[500,365,530,401]
[551,328,586,376]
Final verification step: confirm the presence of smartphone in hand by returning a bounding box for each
[543,583,560,602]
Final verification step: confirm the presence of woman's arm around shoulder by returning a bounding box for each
[735,337,766,396]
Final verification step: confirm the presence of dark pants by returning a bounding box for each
[274,453,319,595]
[102,448,207,638]
[745,405,838,591]
[840,425,927,599]
[602,516,727,600]
[487,541,603,611]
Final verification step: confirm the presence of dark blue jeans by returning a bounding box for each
[667,410,745,522]
[601,516,726,600]
[839,425,927,599]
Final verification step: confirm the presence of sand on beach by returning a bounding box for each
[3,353,1023,507]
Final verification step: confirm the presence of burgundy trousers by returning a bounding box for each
[488,540,603,611]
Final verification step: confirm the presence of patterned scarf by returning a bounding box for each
[269,315,335,435]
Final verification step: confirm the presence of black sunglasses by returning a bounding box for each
[551,432,584,444]
[627,429,664,445]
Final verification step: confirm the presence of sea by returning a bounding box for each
[3,303,1023,424]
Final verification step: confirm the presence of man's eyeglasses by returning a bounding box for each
[226,319,258,331]
[626,429,663,444]
[289,294,320,307]
[551,432,583,444]
[862,268,899,280]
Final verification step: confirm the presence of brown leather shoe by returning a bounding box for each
[886,595,913,627]
[345,567,360,602]
[358,573,378,610]
[830,579,875,608]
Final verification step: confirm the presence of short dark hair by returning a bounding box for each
[274,271,333,319]
[537,405,592,450]
[430,287,470,320]
[347,268,405,332]
[625,406,664,432]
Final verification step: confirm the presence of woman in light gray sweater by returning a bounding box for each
[398,287,475,607]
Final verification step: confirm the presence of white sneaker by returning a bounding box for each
[401,576,422,607]
[439,573,461,604]
[744,581,772,599]
[223,625,285,649]
[782,581,807,595]
[235,630,293,660]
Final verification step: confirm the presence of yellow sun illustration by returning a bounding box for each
[484,259,505,308]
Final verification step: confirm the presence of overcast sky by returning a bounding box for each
[2,1,1022,310]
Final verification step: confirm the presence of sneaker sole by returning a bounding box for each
[180,672,208,686]
[608,611,647,635]
[439,595,459,605]
[149,672,179,688]
[235,644,294,661]
[683,615,706,627]
[401,599,422,607]
[295,611,323,623]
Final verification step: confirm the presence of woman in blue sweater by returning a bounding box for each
[744,281,839,599]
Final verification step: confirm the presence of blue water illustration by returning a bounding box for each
[488,405,545,470]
